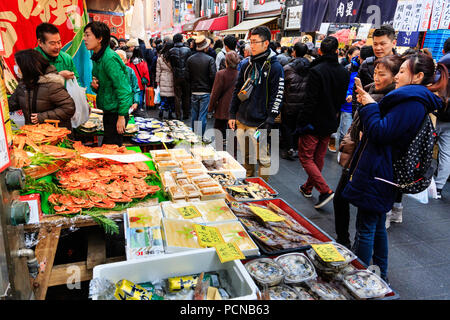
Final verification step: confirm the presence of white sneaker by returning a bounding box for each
[385,210,392,230]
[390,206,403,223]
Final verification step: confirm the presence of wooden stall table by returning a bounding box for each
[23,197,158,300]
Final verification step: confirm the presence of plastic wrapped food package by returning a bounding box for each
[267,284,299,300]
[305,279,347,300]
[161,202,205,223]
[193,199,237,223]
[291,285,316,300]
[274,253,317,283]
[208,172,237,186]
[342,270,391,299]
[162,218,203,251]
[245,258,284,287]
[212,221,259,255]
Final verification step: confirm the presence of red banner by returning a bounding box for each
[0,0,86,74]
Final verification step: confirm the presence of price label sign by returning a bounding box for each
[311,243,345,263]
[249,206,285,222]
[214,242,245,263]
[193,224,224,247]
[177,206,202,219]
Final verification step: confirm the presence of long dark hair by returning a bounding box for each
[130,46,144,61]
[404,53,449,99]
[161,40,174,63]
[15,49,50,89]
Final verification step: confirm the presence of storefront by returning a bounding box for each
[194,15,229,36]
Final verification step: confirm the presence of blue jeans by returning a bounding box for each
[353,208,388,279]
[191,94,210,136]
[139,90,145,110]
[336,111,353,149]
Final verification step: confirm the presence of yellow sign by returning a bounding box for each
[193,224,225,247]
[249,206,285,222]
[177,206,202,219]
[311,243,345,263]
[0,63,12,145]
[214,242,245,263]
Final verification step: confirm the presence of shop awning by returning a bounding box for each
[220,17,277,35]
[182,17,206,33]
[195,16,228,31]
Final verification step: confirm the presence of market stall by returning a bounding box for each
[13,121,399,300]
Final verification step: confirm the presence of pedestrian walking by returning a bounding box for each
[186,36,217,137]
[126,39,150,112]
[280,42,310,161]
[296,36,350,209]
[169,33,192,119]
[156,41,176,120]
[216,35,238,71]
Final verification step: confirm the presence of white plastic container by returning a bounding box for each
[92,249,258,300]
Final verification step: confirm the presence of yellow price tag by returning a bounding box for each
[214,242,245,263]
[154,132,165,138]
[177,206,202,219]
[311,243,346,263]
[193,224,225,247]
[249,206,285,222]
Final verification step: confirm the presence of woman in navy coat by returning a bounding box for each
[342,53,448,281]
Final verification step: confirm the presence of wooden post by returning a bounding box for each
[32,226,61,300]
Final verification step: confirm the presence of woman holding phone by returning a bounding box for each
[333,55,402,249]
[341,53,448,282]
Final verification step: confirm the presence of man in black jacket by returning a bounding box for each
[186,36,217,137]
[296,36,350,209]
[281,42,309,160]
[169,33,192,119]
[229,26,285,181]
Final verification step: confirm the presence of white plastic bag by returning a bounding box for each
[406,188,429,204]
[154,86,161,105]
[66,79,90,128]
[427,177,438,199]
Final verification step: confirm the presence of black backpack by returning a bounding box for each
[392,113,437,194]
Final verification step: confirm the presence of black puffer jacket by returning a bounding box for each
[282,57,309,116]
[169,42,191,79]
[185,51,217,93]
[297,54,350,136]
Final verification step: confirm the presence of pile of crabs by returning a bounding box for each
[12,123,160,215]
[49,157,160,214]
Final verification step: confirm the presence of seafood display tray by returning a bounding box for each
[227,177,280,202]
[238,199,334,256]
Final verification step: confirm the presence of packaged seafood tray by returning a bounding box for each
[208,171,237,187]
[231,199,333,256]
[190,145,218,161]
[225,177,278,202]
[161,201,205,223]
[306,242,357,270]
[168,186,187,201]
[341,270,393,300]
[304,278,349,300]
[156,160,180,173]
[206,151,246,179]
[199,186,227,201]
[274,253,317,283]
[244,258,284,287]
[193,199,238,224]
[161,218,259,257]
[92,249,258,300]
[149,150,172,162]
[124,206,165,260]
[267,284,300,300]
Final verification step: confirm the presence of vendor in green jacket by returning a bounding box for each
[83,21,133,146]
[35,23,79,82]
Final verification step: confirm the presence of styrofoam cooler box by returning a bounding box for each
[92,249,258,300]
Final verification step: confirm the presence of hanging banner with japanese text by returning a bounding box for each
[430,0,445,30]
[358,0,398,27]
[300,0,329,32]
[0,0,91,91]
[325,0,363,24]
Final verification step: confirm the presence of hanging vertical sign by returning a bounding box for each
[393,0,408,31]
[400,1,416,32]
[259,0,266,5]
[397,31,420,47]
[439,0,450,29]
[419,0,434,31]
[214,5,218,15]
[232,0,237,11]
[430,0,445,30]
[243,0,250,11]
